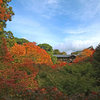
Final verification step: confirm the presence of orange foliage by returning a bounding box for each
[73,49,95,63]
[0,0,11,21]
[23,42,53,66]
[0,0,11,31]
[0,0,3,4]
[10,42,53,66]
[82,49,93,57]
[10,43,26,57]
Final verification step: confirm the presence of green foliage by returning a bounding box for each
[51,55,57,64]
[92,43,100,86]
[35,62,99,96]
[53,49,60,55]
[3,31,16,48]
[71,50,82,55]
[38,43,53,56]
[15,37,29,45]
[60,51,67,55]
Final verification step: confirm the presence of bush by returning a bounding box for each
[35,62,99,96]
[51,55,57,64]
[92,43,100,86]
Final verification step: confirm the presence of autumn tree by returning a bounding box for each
[10,42,53,66]
[0,0,15,63]
[38,43,57,64]
[10,43,26,63]
[73,48,94,63]
[0,0,14,35]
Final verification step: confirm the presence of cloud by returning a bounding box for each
[53,23,100,54]
[6,0,100,55]
[53,40,99,54]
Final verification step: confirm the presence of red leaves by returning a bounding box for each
[0,68,39,93]
[51,62,67,69]
[0,37,14,63]
[92,91,97,95]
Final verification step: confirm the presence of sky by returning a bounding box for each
[5,0,100,54]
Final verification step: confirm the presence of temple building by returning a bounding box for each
[53,54,76,63]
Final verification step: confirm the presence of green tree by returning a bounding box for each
[38,43,53,56]
[92,43,100,86]
[60,51,67,55]
[71,51,82,55]
[51,55,57,64]
[3,31,16,48]
[53,49,60,55]
[15,37,29,45]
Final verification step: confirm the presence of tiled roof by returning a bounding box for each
[53,55,76,58]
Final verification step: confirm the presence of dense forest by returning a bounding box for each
[0,0,100,100]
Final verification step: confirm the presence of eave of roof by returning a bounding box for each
[53,55,76,57]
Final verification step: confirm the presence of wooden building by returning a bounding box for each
[53,54,76,63]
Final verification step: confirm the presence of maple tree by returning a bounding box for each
[0,68,39,98]
[10,42,53,66]
[0,0,14,34]
[73,49,95,63]
[10,43,26,63]
[0,36,14,63]
[0,0,14,63]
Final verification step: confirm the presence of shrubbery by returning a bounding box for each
[51,55,57,64]
[92,43,100,86]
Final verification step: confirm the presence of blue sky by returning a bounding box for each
[5,0,100,54]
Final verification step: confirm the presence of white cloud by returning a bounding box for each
[53,23,100,54]
[6,0,100,55]
[53,40,99,54]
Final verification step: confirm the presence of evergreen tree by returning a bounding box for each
[92,43,100,86]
